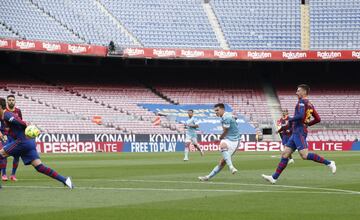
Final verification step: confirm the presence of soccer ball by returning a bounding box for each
[25,125,41,139]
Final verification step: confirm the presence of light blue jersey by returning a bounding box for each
[186,117,199,138]
[221,112,240,141]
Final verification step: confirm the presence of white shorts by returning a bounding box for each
[220,139,239,155]
[185,135,198,145]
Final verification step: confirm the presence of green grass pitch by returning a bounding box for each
[1,151,360,220]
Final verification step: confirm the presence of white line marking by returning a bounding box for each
[4,178,360,195]
[2,185,359,195]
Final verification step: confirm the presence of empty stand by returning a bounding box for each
[310,0,360,49]
[211,0,301,50]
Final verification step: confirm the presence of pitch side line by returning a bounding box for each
[2,185,360,195]
[5,178,360,195]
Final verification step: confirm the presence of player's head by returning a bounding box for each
[214,103,225,117]
[7,94,16,109]
[0,98,6,116]
[187,109,194,118]
[282,109,288,117]
[296,84,310,98]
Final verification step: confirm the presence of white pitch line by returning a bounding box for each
[4,178,360,195]
[2,185,359,195]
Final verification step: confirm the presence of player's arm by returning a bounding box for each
[18,109,23,120]
[288,102,305,122]
[188,124,199,128]
[307,108,321,126]
[219,127,229,140]
[4,112,27,129]
[188,119,199,129]
[219,119,230,140]
[277,125,286,133]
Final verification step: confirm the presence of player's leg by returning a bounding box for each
[1,158,8,181]
[10,156,20,181]
[199,159,226,181]
[30,158,73,188]
[219,139,237,173]
[184,140,190,161]
[0,147,10,181]
[262,135,296,184]
[17,139,74,188]
[296,135,336,174]
[0,149,9,186]
[192,138,204,156]
[282,136,294,165]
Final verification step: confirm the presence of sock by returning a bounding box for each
[221,149,233,168]
[272,157,289,179]
[184,146,189,159]
[34,164,66,184]
[307,153,331,165]
[194,144,201,152]
[11,157,19,176]
[1,158,7,176]
[207,165,223,179]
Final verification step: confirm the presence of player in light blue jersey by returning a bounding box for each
[198,103,239,181]
[184,110,204,161]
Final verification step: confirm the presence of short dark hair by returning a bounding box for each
[298,84,310,94]
[7,94,15,99]
[214,103,225,109]
[0,98,6,110]
[188,109,194,113]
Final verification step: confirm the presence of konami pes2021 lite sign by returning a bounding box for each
[34,133,360,153]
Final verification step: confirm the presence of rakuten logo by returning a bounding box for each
[153,49,176,57]
[317,51,341,59]
[0,39,9,47]
[247,51,272,59]
[68,45,87,54]
[16,40,35,49]
[352,51,360,59]
[282,51,307,59]
[214,50,238,58]
[181,50,204,58]
[125,48,144,56]
[42,42,61,51]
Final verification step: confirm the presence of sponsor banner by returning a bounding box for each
[152,48,177,58]
[41,41,67,53]
[177,49,213,59]
[313,51,344,60]
[213,50,239,59]
[194,141,355,152]
[351,51,360,59]
[37,142,123,153]
[2,38,360,60]
[35,140,356,153]
[244,51,274,60]
[88,45,108,56]
[121,48,360,61]
[0,38,12,49]
[0,38,107,56]
[14,39,39,50]
[281,51,308,60]
[66,44,89,55]
[35,133,255,143]
[123,48,151,57]
[34,134,358,153]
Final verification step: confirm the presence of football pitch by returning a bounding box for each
[1,151,360,220]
